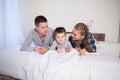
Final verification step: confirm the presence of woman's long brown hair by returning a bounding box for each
[74,23,93,52]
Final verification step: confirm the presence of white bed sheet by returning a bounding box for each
[44,51,120,80]
[96,41,120,57]
[0,45,120,80]
[0,46,27,79]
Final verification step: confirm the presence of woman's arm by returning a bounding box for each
[88,32,96,52]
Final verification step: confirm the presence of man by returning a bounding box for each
[20,15,54,54]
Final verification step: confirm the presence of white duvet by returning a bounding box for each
[0,46,120,80]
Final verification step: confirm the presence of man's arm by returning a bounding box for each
[20,31,34,51]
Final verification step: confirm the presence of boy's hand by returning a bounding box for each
[56,48,63,53]
[65,48,70,53]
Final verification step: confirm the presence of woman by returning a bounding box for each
[69,23,96,55]
[20,15,54,54]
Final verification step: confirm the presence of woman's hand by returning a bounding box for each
[75,47,87,56]
[78,48,87,55]
[75,47,81,51]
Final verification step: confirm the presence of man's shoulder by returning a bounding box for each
[48,27,54,32]
[27,29,36,35]
[30,29,36,33]
[47,27,54,37]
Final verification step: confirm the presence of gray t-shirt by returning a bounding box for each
[50,40,73,51]
[20,27,54,51]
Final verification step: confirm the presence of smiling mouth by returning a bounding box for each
[44,31,47,33]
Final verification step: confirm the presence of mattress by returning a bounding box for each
[0,46,27,80]
[0,43,120,80]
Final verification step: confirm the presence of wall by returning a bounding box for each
[29,0,120,43]
[20,0,33,38]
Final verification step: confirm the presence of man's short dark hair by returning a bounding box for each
[35,15,47,26]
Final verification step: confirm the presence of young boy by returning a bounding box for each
[50,27,72,53]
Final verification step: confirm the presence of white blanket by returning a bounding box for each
[23,49,78,80]
[23,49,120,80]
[0,46,120,80]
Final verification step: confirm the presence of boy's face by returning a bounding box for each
[72,28,85,41]
[35,22,48,36]
[55,33,66,45]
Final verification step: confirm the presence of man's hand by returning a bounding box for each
[39,47,49,54]
[33,47,49,54]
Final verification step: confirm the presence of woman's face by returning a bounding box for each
[36,22,48,36]
[72,28,84,41]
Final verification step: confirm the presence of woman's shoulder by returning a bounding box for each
[68,35,73,41]
[88,32,92,35]
[88,32,94,38]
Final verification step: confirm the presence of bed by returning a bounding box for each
[0,33,120,80]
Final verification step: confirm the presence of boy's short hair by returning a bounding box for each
[35,15,47,26]
[54,27,66,36]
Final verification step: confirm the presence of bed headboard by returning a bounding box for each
[66,32,105,41]
[92,33,105,41]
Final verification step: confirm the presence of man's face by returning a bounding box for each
[36,22,48,35]
[72,28,84,41]
[55,33,66,45]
